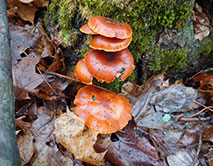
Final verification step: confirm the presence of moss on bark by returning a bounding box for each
[44,0,198,92]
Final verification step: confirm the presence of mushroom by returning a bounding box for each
[88,16,132,39]
[80,23,96,35]
[74,85,132,134]
[90,35,132,52]
[74,59,93,84]
[84,48,135,83]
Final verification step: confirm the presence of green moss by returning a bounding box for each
[45,0,194,60]
[148,47,188,72]
[102,71,135,93]
[44,0,194,91]
[44,0,78,46]
[197,35,213,56]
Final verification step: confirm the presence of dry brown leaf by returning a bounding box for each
[8,0,37,24]
[17,130,34,164]
[192,2,210,41]
[13,54,43,99]
[33,0,49,7]
[203,125,213,143]
[53,111,106,166]
[10,24,37,65]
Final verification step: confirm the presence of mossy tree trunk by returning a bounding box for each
[44,0,213,91]
[0,0,21,165]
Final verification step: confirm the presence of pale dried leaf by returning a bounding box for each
[53,112,106,166]
[167,149,199,166]
[17,130,34,164]
[18,0,33,3]
[192,2,210,41]
[150,84,199,113]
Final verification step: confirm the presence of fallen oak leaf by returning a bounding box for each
[53,111,106,166]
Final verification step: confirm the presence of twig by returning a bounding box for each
[180,117,208,122]
[187,70,203,82]
[190,106,213,118]
[194,100,213,112]
[44,71,81,83]
[36,67,58,96]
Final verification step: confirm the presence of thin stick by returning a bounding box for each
[180,117,207,122]
[190,106,213,118]
[194,100,213,112]
[44,71,81,83]
[187,70,203,81]
[37,67,57,95]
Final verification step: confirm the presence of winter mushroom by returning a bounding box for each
[80,23,96,35]
[74,59,93,84]
[90,35,132,52]
[74,85,132,134]
[84,49,135,83]
[88,16,132,39]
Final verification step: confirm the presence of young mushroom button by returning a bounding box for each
[74,85,132,134]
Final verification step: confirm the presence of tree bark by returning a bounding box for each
[0,0,21,165]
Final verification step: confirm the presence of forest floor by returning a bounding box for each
[8,0,213,165]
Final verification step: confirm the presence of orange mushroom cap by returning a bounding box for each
[84,49,135,83]
[90,35,132,52]
[74,59,93,84]
[80,23,96,35]
[88,16,132,39]
[74,85,132,134]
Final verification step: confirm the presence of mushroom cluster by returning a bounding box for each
[74,16,134,134]
[75,16,135,84]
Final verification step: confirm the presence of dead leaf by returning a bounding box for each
[33,0,49,7]
[206,150,213,166]
[10,24,37,65]
[108,120,163,166]
[132,74,165,120]
[203,125,213,143]
[8,0,37,24]
[176,124,201,146]
[30,106,54,165]
[53,111,106,166]
[150,84,199,113]
[136,112,174,129]
[17,130,34,164]
[13,53,43,99]
[192,2,210,41]
[167,149,199,166]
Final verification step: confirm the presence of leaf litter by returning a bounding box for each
[9,2,213,166]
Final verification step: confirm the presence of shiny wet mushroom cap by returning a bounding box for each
[90,35,132,52]
[74,85,132,134]
[74,59,93,84]
[88,16,132,39]
[84,49,135,83]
